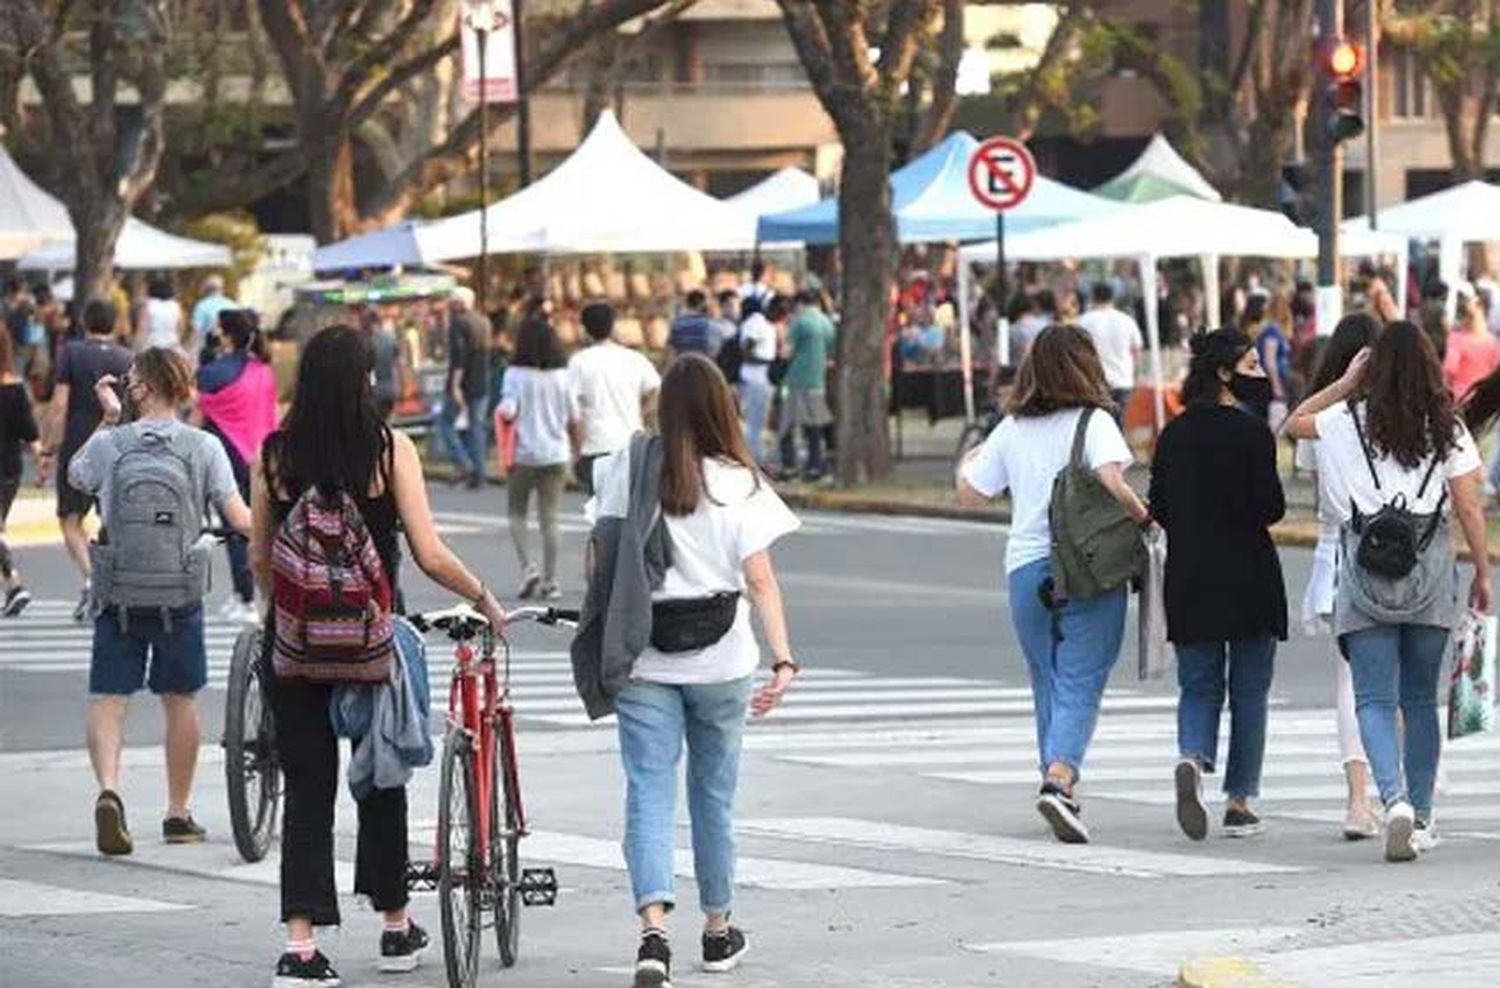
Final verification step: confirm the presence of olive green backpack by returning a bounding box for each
[1048,407,1146,600]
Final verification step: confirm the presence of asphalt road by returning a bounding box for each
[1,485,1497,988]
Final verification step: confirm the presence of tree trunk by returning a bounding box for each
[71,199,128,304]
[306,130,361,242]
[835,124,896,485]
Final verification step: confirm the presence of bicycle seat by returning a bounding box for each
[409,604,490,639]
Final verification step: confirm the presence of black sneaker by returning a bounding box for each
[163,815,207,844]
[634,929,673,988]
[2,586,31,617]
[94,790,133,856]
[378,920,430,973]
[1036,781,1090,844]
[273,950,341,987]
[1174,758,1209,841]
[701,926,749,973]
[1222,805,1267,838]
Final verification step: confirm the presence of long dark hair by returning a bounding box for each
[1311,313,1381,393]
[268,324,388,496]
[659,354,759,516]
[1006,324,1113,417]
[1361,320,1457,469]
[1181,328,1251,408]
[512,313,566,369]
[219,308,268,361]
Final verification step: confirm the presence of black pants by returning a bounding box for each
[269,669,409,926]
[0,476,17,580]
[780,426,825,476]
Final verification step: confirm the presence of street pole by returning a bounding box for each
[477,24,490,314]
[1365,0,1378,229]
[514,0,532,187]
[1314,0,1343,335]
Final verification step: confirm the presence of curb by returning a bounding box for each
[1178,956,1301,988]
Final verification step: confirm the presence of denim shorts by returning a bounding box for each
[89,605,208,696]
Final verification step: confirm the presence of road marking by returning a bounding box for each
[778,571,999,602]
[734,818,1305,878]
[23,840,355,891]
[1253,932,1500,986]
[518,830,945,891]
[962,927,1304,975]
[1092,780,1500,805]
[927,759,1500,787]
[0,877,192,916]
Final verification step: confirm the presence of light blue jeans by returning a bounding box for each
[1341,624,1448,821]
[1175,634,1277,799]
[739,375,773,465]
[615,676,754,915]
[1008,558,1128,780]
[434,395,489,479]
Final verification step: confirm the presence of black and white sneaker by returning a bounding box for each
[378,921,430,973]
[1036,781,1090,844]
[273,950,341,987]
[72,586,91,622]
[2,586,31,617]
[1174,758,1209,841]
[701,926,749,973]
[634,929,673,988]
[1222,805,1267,838]
[162,815,207,844]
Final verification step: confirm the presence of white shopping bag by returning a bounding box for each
[1137,527,1170,680]
[1447,610,1497,740]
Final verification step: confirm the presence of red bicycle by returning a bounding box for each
[406,604,576,988]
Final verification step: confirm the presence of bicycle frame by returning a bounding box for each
[436,634,528,869]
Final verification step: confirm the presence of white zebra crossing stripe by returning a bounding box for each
[1092,780,1500,805]
[0,878,191,916]
[23,840,356,890]
[962,927,1304,975]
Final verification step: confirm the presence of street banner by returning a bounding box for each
[460,1,519,104]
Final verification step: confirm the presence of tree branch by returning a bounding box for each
[88,1,119,160]
[876,0,939,104]
[334,0,444,118]
[348,33,459,127]
[168,149,309,217]
[913,0,961,152]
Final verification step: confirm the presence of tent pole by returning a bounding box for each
[957,253,974,423]
[1203,254,1221,328]
[1141,254,1165,436]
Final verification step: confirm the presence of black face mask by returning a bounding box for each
[1230,373,1273,407]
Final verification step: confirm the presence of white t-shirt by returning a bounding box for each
[1312,402,1481,525]
[143,298,182,351]
[961,407,1134,574]
[566,342,660,457]
[499,367,572,467]
[738,313,778,385]
[591,454,800,684]
[1077,306,1141,391]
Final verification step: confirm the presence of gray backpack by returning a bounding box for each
[89,427,212,625]
[1048,407,1145,600]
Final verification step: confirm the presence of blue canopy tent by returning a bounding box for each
[756,131,1120,245]
[758,131,1122,423]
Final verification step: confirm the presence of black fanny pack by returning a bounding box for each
[650,592,741,653]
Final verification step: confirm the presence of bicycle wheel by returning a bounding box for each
[491,723,522,968]
[224,626,279,863]
[438,729,483,988]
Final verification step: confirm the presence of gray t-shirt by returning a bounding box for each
[68,417,239,528]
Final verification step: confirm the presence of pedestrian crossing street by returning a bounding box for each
[8,598,1500,841]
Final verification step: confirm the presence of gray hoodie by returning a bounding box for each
[570,433,670,719]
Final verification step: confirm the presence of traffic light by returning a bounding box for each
[1321,37,1365,145]
[1280,161,1311,226]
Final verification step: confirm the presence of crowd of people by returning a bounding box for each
[958,295,1493,866]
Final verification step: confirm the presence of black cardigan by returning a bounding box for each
[1148,405,1288,645]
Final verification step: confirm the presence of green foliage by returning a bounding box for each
[177,211,266,296]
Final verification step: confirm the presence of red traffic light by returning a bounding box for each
[1325,38,1364,79]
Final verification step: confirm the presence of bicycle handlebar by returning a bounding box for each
[407,603,579,639]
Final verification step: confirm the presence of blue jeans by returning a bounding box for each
[1341,624,1448,819]
[434,395,489,479]
[1008,558,1127,780]
[739,376,773,465]
[1175,634,1277,799]
[615,677,753,915]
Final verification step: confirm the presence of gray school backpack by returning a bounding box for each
[89,427,212,624]
[1048,407,1146,600]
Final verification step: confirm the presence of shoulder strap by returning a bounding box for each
[1415,447,1444,501]
[1347,401,1382,492]
[1070,407,1095,469]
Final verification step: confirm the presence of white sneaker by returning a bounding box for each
[220,600,258,625]
[1342,801,1381,841]
[1384,802,1417,862]
[1412,814,1440,854]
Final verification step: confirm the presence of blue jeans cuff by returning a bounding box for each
[634,892,676,914]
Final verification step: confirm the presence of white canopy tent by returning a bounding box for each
[1352,181,1500,319]
[0,144,72,259]
[17,216,232,271]
[418,110,760,258]
[1093,134,1223,203]
[957,196,1407,429]
[725,167,821,218]
[311,219,455,272]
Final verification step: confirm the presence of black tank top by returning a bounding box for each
[263,428,403,600]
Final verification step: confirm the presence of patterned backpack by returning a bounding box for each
[270,485,395,682]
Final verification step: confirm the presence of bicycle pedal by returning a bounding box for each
[519,867,557,906]
[405,862,441,893]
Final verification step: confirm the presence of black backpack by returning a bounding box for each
[716,328,746,385]
[1348,402,1446,580]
